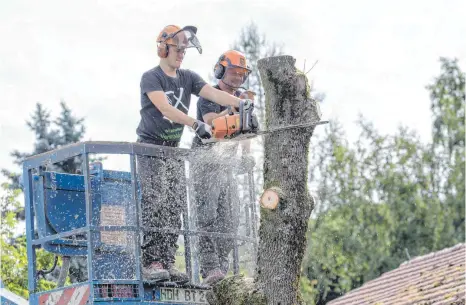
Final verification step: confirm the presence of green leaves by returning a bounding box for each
[303,58,465,304]
[1,184,58,299]
[1,101,88,297]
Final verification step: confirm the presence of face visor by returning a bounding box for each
[165,26,202,54]
[221,65,251,89]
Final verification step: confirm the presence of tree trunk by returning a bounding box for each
[255,55,319,305]
[208,55,320,305]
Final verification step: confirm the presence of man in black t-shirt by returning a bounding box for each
[191,50,255,285]
[136,25,253,283]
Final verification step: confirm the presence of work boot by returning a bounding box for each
[203,268,225,286]
[166,265,189,283]
[220,259,230,275]
[142,262,170,282]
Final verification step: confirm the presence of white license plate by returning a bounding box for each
[158,288,209,304]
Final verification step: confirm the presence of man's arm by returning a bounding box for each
[200,90,256,125]
[202,109,230,125]
[199,85,242,108]
[147,91,196,127]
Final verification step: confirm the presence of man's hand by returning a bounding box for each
[241,99,254,111]
[227,99,252,114]
[192,120,212,139]
[227,105,236,115]
[239,90,256,101]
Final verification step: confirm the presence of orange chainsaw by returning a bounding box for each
[204,105,329,144]
[210,98,259,140]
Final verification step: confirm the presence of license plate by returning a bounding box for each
[157,288,209,304]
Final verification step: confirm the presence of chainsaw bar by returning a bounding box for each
[201,120,329,144]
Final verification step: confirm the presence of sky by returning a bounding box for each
[0,0,465,180]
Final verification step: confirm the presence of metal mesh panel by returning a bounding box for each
[94,284,139,299]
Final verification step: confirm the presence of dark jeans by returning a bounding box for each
[136,138,186,268]
[190,147,239,277]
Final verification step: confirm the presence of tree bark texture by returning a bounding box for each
[254,55,320,305]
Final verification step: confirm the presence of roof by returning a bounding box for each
[328,243,465,305]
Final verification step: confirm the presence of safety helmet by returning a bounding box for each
[214,50,251,88]
[157,25,202,58]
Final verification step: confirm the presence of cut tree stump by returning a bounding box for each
[207,55,321,305]
[259,187,283,210]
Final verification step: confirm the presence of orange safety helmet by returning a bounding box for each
[156,25,202,58]
[214,50,251,81]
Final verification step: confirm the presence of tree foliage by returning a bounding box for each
[302,57,465,304]
[0,183,57,299]
[1,101,88,296]
[2,101,86,190]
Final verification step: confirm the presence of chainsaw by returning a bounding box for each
[202,103,329,144]
[208,99,257,138]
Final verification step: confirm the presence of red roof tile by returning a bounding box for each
[327,243,465,305]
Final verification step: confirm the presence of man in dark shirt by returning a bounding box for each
[191,50,255,285]
[136,25,253,283]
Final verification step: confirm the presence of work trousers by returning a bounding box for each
[191,148,240,277]
[136,140,186,268]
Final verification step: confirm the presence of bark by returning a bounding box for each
[208,55,320,305]
[255,55,319,305]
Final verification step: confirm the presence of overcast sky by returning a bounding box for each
[1,0,465,180]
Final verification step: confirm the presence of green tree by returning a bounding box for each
[302,58,465,304]
[1,101,88,295]
[1,183,57,298]
[2,101,85,190]
[427,57,465,242]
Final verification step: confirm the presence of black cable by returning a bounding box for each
[36,255,58,279]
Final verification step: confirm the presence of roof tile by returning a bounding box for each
[327,243,465,305]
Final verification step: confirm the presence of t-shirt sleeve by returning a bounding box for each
[188,70,207,96]
[141,71,163,94]
[199,97,221,117]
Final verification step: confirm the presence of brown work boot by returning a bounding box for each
[166,265,189,283]
[142,262,170,282]
[203,268,225,286]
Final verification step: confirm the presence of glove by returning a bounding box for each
[227,105,237,115]
[238,99,256,133]
[241,99,254,111]
[192,120,212,139]
[239,90,256,101]
[251,113,259,131]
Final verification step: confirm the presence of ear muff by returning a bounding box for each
[157,32,170,58]
[214,55,226,79]
[157,42,170,58]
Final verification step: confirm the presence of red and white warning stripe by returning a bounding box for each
[38,285,90,305]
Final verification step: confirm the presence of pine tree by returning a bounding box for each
[2,101,86,189]
[1,100,88,289]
